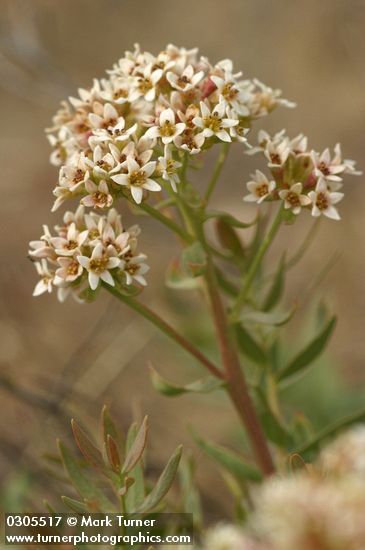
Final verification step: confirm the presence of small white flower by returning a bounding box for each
[166,64,204,91]
[158,145,182,191]
[111,157,160,204]
[279,182,311,214]
[54,257,83,284]
[210,75,251,116]
[77,243,120,290]
[193,100,238,142]
[174,129,205,154]
[244,170,276,203]
[312,144,361,184]
[264,138,290,168]
[50,222,88,256]
[248,79,296,118]
[130,63,163,102]
[82,180,113,209]
[124,254,149,286]
[100,222,130,256]
[88,102,119,130]
[308,177,344,220]
[86,145,121,177]
[59,155,90,192]
[33,260,54,296]
[145,108,186,145]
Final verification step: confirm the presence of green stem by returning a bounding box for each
[134,200,193,243]
[231,207,284,322]
[103,284,224,380]
[179,203,275,476]
[204,142,230,203]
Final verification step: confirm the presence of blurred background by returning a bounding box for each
[0,0,364,519]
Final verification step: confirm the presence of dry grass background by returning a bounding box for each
[0,0,364,518]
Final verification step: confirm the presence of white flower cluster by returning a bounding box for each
[242,426,365,550]
[244,130,361,220]
[29,207,148,301]
[30,44,294,300]
[47,43,294,209]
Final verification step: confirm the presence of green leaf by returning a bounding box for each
[57,440,113,511]
[125,423,145,511]
[62,496,89,513]
[137,445,182,513]
[149,364,225,397]
[262,254,286,311]
[296,406,365,456]
[214,218,245,265]
[182,242,207,277]
[278,316,337,382]
[235,325,267,365]
[205,210,257,228]
[122,416,148,474]
[179,454,202,528]
[101,405,121,450]
[106,435,121,473]
[192,431,261,483]
[71,420,104,468]
[240,306,296,327]
[165,257,199,290]
[256,388,293,448]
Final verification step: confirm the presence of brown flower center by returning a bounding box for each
[125,262,140,275]
[73,169,85,184]
[129,170,146,187]
[222,82,238,101]
[318,162,330,176]
[89,256,109,274]
[286,191,300,207]
[92,191,108,205]
[255,184,269,198]
[66,240,78,250]
[204,114,222,132]
[67,260,80,276]
[138,78,153,94]
[316,192,329,211]
[160,121,176,137]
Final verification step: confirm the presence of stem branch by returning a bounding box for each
[103,284,224,380]
[231,207,283,321]
[204,142,230,203]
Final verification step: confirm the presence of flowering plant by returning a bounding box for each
[28,44,363,547]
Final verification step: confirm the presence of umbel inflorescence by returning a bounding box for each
[29,43,360,300]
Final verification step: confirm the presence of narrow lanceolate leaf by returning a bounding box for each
[136,445,182,513]
[125,423,145,511]
[192,431,261,483]
[106,435,121,473]
[262,254,286,311]
[149,364,225,397]
[71,420,104,468]
[296,406,365,455]
[182,242,207,277]
[235,325,267,365]
[205,210,257,228]
[215,218,245,266]
[101,405,121,449]
[57,440,113,511]
[122,416,148,474]
[179,454,202,527]
[240,306,296,327]
[61,496,88,513]
[278,316,337,382]
[256,388,293,448]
